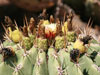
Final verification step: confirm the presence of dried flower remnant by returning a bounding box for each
[28,17,35,34]
[67,12,73,31]
[22,25,28,37]
[0,42,15,61]
[70,49,80,63]
[50,15,54,23]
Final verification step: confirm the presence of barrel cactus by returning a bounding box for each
[0,12,100,75]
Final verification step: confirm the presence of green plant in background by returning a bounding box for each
[0,11,100,75]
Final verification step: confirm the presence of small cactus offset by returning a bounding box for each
[55,36,65,50]
[66,31,76,42]
[37,38,48,51]
[22,37,33,50]
[0,10,100,75]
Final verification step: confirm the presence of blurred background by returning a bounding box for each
[0,0,100,40]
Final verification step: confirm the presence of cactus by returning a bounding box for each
[0,13,100,75]
[67,31,76,42]
[33,50,48,75]
[22,37,33,50]
[37,38,48,51]
[55,36,65,50]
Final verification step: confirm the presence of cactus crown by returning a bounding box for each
[0,9,100,75]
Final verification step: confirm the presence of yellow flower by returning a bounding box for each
[73,39,86,53]
[8,27,22,43]
[42,20,50,26]
[62,21,68,33]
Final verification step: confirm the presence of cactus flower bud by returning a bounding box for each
[73,39,86,53]
[62,21,68,33]
[8,27,22,43]
[45,23,56,39]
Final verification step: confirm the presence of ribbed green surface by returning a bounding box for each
[0,39,99,75]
